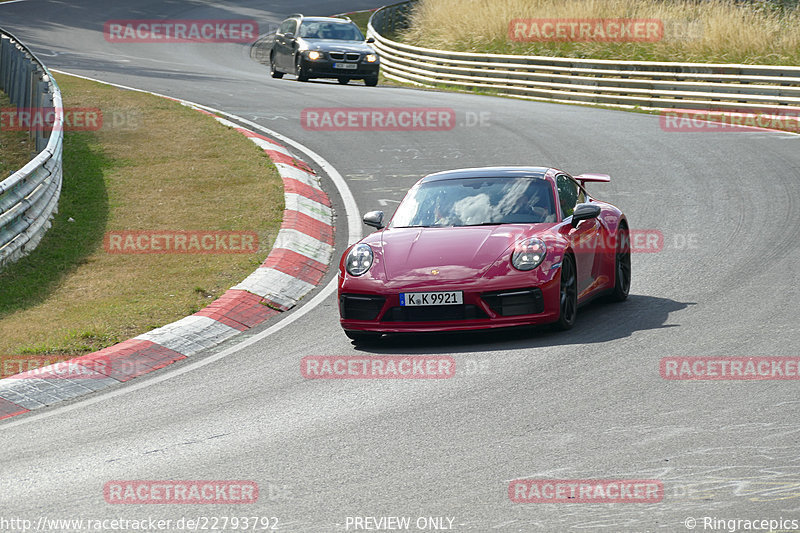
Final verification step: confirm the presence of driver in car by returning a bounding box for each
[507,185,554,223]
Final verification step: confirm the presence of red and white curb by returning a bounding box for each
[0,106,334,421]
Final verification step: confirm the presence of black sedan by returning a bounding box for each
[270,15,380,86]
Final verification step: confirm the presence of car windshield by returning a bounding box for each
[390,177,557,228]
[298,21,364,41]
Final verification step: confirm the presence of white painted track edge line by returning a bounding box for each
[1,70,361,430]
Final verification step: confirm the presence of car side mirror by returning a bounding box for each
[570,203,601,227]
[284,32,294,39]
[363,210,385,229]
[366,37,375,43]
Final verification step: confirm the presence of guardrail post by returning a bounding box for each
[0,37,8,90]
[36,79,51,152]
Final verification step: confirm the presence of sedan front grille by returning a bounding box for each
[328,52,361,61]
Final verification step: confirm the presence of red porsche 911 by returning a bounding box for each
[337,167,631,342]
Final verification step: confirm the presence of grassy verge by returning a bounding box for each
[0,73,284,377]
[401,0,800,65]
[0,91,35,176]
[339,9,377,36]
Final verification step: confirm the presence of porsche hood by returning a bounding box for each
[379,225,547,281]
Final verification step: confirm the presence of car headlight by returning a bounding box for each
[345,244,374,276]
[511,238,547,271]
[308,51,321,60]
[365,54,378,63]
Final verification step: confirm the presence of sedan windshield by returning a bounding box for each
[299,21,364,41]
[390,177,557,228]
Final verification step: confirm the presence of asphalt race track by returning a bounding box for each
[1,1,799,531]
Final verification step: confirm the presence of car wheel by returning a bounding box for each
[344,330,381,344]
[269,53,284,79]
[337,77,349,85]
[295,56,309,82]
[364,76,379,87]
[610,227,631,301]
[553,254,577,330]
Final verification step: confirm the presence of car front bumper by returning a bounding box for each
[302,59,379,79]
[338,272,561,333]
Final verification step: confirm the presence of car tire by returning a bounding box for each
[364,76,379,87]
[269,53,284,79]
[610,227,631,302]
[553,253,577,331]
[344,330,381,344]
[295,56,309,82]
[337,77,349,85]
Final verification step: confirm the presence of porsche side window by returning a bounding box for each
[556,174,579,218]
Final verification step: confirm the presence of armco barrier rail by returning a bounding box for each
[0,28,63,270]
[367,0,800,114]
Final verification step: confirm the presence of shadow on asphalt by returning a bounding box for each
[352,294,694,354]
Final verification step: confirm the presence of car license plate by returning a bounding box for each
[400,291,463,307]
[333,63,357,69]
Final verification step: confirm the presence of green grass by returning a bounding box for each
[0,131,110,316]
[0,91,36,177]
[0,73,284,375]
[336,9,377,36]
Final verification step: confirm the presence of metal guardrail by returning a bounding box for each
[0,28,63,270]
[368,0,800,114]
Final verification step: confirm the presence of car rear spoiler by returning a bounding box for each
[574,173,611,187]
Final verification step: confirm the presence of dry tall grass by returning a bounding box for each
[402,0,800,64]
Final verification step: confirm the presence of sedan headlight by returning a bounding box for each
[346,244,374,276]
[512,238,547,271]
[365,54,378,63]
[307,51,321,60]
